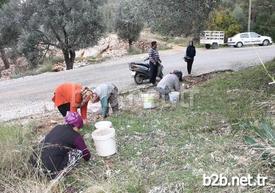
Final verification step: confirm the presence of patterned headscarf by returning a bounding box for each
[65,112,83,129]
[80,87,93,107]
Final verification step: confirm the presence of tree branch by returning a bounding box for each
[33,29,60,48]
[63,26,68,47]
[49,23,64,49]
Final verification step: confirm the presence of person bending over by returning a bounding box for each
[52,82,92,123]
[156,70,183,101]
[91,83,119,118]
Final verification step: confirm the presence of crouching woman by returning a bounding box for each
[30,112,91,179]
[156,70,183,101]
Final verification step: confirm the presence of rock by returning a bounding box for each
[133,40,151,52]
[1,68,12,80]
[52,62,65,72]
[0,57,29,80]
[15,57,28,71]
[50,120,57,124]
[237,156,249,166]
[47,47,63,58]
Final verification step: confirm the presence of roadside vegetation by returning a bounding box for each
[1,60,274,193]
[1,0,273,78]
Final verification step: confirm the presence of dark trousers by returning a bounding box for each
[57,103,70,117]
[187,59,194,74]
[150,62,158,84]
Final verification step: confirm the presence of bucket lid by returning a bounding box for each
[95,121,112,130]
[92,127,115,141]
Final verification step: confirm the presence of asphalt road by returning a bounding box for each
[1,45,275,121]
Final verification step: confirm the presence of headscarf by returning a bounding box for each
[80,87,93,107]
[173,70,183,82]
[65,112,83,129]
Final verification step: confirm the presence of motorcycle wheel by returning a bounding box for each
[134,73,145,85]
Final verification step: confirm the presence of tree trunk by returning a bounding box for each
[0,48,10,69]
[128,40,133,49]
[63,49,75,70]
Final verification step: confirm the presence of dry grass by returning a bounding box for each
[0,125,49,193]
[1,61,275,192]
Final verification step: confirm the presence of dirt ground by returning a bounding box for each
[14,70,233,137]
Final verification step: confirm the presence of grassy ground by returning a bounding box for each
[0,61,274,193]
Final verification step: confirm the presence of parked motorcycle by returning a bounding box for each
[129,61,163,85]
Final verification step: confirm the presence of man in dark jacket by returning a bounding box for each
[30,112,91,179]
[185,41,196,75]
[148,41,161,85]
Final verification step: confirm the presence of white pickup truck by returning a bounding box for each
[200,31,225,49]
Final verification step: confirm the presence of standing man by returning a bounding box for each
[148,41,161,85]
[185,41,196,75]
[91,83,119,118]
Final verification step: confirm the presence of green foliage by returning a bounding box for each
[0,124,51,193]
[115,0,144,47]
[0,0,20,47]
[232,4,246,31]
[0,0,7,7]
[0,0,20,69]
[141,0,219,38]
[0,124,33,170]
[15,0,106,69]
[254,0,275,40]
[242,121,275,165]
[1,61,275,192]
[39,56,63,73]
[242,121,275,145]
[101,0,120,33]
[215,0,275,40]
[17,31,46,68]
[208,9,241,37]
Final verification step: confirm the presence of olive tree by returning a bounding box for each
[254,0,275,41]
[207,9,241,37]
[115,0,144,47]
[17,0,106,69]
[0,0,19,69]
[141,0,219,38]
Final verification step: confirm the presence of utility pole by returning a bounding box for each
[248,0,252,32]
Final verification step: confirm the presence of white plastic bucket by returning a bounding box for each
[95,121,112,130]
[142,93,156,109]
[169,92,180,103]
[92,127,117,157]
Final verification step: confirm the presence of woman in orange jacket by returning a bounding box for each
[52,83,92,122]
